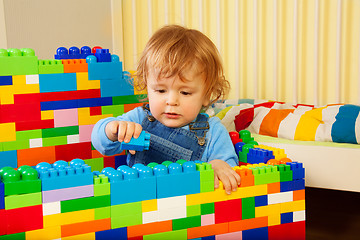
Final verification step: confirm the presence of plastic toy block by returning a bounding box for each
[111,202,142,228]
[5,204,43,235]
[228,216,268,233]
[54,142,92,162]
[15,119,55,132]
[0,76,12,85]
[105,164,156,205]
[94,206,111,220]
[215,199,242,224]
[102,104,125,117]
[55,46,93,60]
[201,202,215,215]
[4,192,42,210]
[255,195,268,207]
[239,130,254,143]
[93,174,110,196]
[38,60,64,74]
[0,232,25,240]
[0,123,16,142]
[42,209,94,228]
[268,191,293,205]
[142,199,157,212]
[153,161,200,199]
[0,165,41,196]
[250,165,280,185]
[242,197,255,220]
[62,59,88,73]
[36,159,93,191]
[256,145,287,160]
[95,227,128,240]
[84,158,104,172]
[281,212,293,224]
[278,164,293,182]
[201,213,215,226]
[39,73,77,93]
[0,150,17,169]
[42,201,60,216]
[120,131,150,151]
[229,131,242,145]
[0,48,38,76]
[95,49,111,62]
[0,181,4,209]
[42,126,79,138]
[42,184,94,203]
[268,221,306,240]
[247,148,275,164]
[112,94,146,105]
[286,162,305,180]
[61,218,111,238]
[143,229,187,240]
[100,76,134,97]
[187,204,201,217]
[42,136,67,147]
[196,163,214,193]
[234,168,254,187]
[127,220,173,238]
[238,144,254,163]
[293,179,305,191]
[54,108,78,128]
[24,226,61,240]
[242,226,268,240]
[86,54,123,80]
[187,222,229,239]
[17,146,56,167]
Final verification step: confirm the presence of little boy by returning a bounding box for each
[92,25,240,194]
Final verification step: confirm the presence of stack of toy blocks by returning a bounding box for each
[0,46,144,171]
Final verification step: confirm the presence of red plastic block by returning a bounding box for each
[0,209,7,235]
[215,199,242,224]
[90,106,102,116]
[16,119,54,131]
[55,142,92,161]
[103,156,116,168]
[268,221,305,240]
[6,205,43,235]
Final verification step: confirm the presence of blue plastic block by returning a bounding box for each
[154,162,200,199]
[105,164,156,205]
[293,179,305,191]
[120,131,150,151]
[114,155,127,169]
[55,46,93,60]
[202,236,215,240]
[0,150,17,169]
[242,226,268,240]
[87,54,123,80]
[95,227,127,240]
[247,148,274,164]
[0,181,4,209]
[254,195,268,207]
[0,76,12,86]
[100,77,134,97]
[287,162,305,180]
[40,99,79,111]
[78,97,113,108]
[36,159,93,191]
[280,181,294,192]
[234,142,245,156]
[95,49,111,62]
[281,212,293,224]
[39,73,77,93]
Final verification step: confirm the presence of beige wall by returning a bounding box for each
[1,0,113,59]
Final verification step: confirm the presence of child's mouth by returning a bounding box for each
[165,112,180,119]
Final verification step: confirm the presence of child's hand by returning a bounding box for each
[105,121,142,154]
[209,159,241,195]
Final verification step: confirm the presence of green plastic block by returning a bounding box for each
[2,140,29,151]
[4,180,41,196]
[5,192,42,210]
[95,206,111,220]
[187,204,201,217]
[278,164,293,182]
[201,202,215,215]
[102,104,124,117]
[172,215,201,230]
[111,213,142,229]
[242,197,255,220]
[42,126,79,138]
[0,232,25,240]
[61,195,110,213]
[251,166,280,185]
[111,201,142,216]
[42,136,67,147]
[200,181,214,193]
[239,130,255,143]
[16,129,42,141]
[144,229,187,240]
[38,60,64,74]
[93,175,110,196]
[112,94,147,105]
[0,48,38,76]
[85,158,104,172]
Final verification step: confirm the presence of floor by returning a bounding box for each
[306,187,360,240]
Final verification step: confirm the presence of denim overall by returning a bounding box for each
[128,104,209,167]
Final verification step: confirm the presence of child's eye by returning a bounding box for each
[155,89,166,93]
[181,91,192,96]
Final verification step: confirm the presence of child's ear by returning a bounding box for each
[202,98,211,107]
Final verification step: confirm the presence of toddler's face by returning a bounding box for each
[146,65,209,128]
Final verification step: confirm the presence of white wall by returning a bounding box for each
[1,0,113,59]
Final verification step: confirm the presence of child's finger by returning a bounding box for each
[133,123,143,139]
[233,170,241,186]
[117,121,127,142]
[124,122,135,143]
[218,173,232,194]
[129,150,136,155]
[214,174,220,189]
[228,173,239,192]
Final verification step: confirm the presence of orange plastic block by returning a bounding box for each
[62,59,88,73]
[17,146,56,166]
[187,222,228,239]
[235,168,254,187]
[228,216,268,232]
[293,189,305,201]
[127,220,172,238]
[61,218,111,238]
[279,158,292,164]
[267,159,280,165]
[267,182,280,194]
[124,103,144,112]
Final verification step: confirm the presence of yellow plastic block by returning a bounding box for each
[0,123,16,142]
[255,204,281,218]
[268,214,281,226]
[0,85,15,104]
[76,72,100,90]
[43,209,95,228]
[26,226,61,240]
[78,108,112,125]
[41,110,54,120]
[142,199,157,212]
[228,186,255,200]
[281,200,306,213]
[62,232,95,240]
[12,75,39,94]
[252,184,268,197]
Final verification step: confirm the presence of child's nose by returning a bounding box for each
[166,92,179,106]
